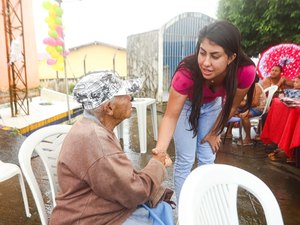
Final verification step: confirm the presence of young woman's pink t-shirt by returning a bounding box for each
[172,64,256,103]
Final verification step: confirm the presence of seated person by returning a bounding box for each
[283,75,300,98]
[268,75,300,162]
[49,71,173,225]
[260,65,293,130]
[223,75,266,145]
[293,75,300,89]
[238,75,266,145]
[262,64,293,97]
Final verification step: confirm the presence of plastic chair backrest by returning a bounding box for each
[18,125,71,225]
[178,164,284,225]
[250,85,278,133]
[261,85,278,115]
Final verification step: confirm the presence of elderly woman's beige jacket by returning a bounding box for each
[49,117,167,225]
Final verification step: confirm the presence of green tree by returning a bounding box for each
[217,0,300,57]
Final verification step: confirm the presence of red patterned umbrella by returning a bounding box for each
[257,43,300,80]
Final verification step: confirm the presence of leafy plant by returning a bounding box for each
[217,0,300,57]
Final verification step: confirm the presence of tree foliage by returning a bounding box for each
[217,0,300,57]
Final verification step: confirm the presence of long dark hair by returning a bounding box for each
[173,21,255,136]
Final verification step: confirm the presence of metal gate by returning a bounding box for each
[162,13,215,92]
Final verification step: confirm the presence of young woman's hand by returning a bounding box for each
[201,133,221,153]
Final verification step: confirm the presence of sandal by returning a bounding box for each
[268,153,282,162]
[268,152,276,157]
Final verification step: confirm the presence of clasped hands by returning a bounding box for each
[151,133,220,167]
[152,148,172,167]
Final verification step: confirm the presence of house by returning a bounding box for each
[38,41,127,92]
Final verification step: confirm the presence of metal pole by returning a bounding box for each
[2,0,29,116]
[83,54,87,75]
[57,0,71,124]
[113,53,116,73]
[64,54,71,124]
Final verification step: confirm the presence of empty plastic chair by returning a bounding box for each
[250,85,278,135]
[117,97,158,153]
[0,160,31,218]
[179,164,284,225]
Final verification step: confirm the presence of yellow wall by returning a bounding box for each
[38,42,127,79]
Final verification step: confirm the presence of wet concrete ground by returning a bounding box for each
[0,102,299,225]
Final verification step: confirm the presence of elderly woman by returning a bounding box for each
[49,71,173,225]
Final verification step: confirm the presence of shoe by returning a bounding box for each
[268,152,276,157]
[268,153,282,162]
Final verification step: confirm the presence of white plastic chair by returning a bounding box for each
[250,85,278,135]
[117,97,158,153]
[18,124,71,225]
[178,164,284,225]
[0,160,31,218]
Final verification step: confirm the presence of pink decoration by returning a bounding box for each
[47,58,57,65]
[56,26,63,38]
[56,38,64,46]
[43,37,56,46]
[257,43,300,80]
[62,50,70,57]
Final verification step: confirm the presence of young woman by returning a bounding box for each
[152,21,256,201]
